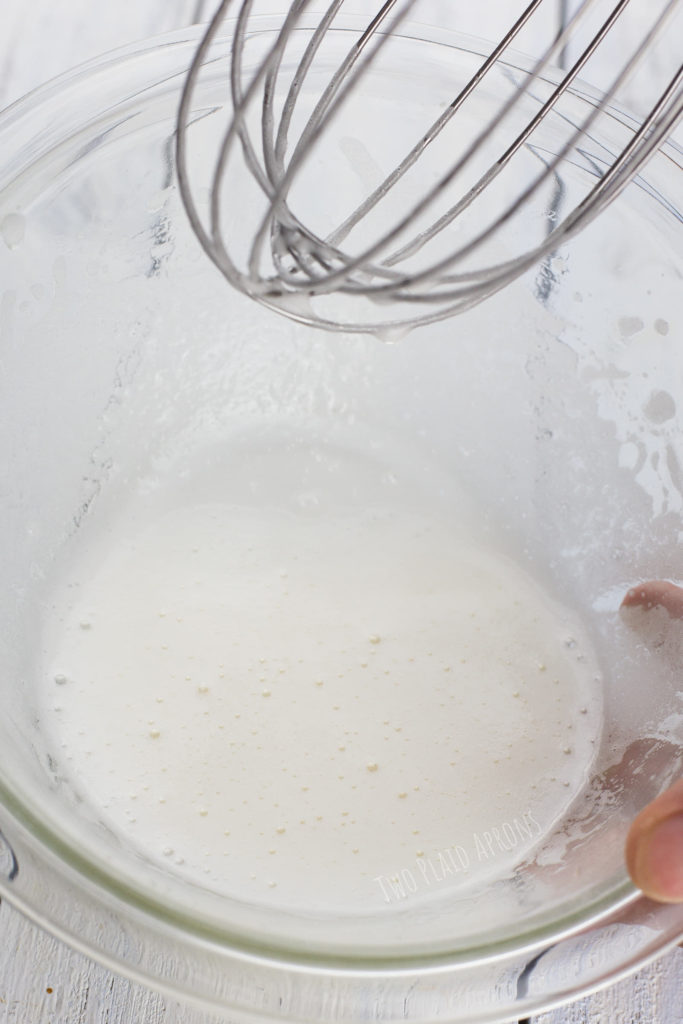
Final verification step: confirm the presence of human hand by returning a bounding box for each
[621,581,683,903]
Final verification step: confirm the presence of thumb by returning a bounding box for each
[625,780,683,903]
[621,581,683,902]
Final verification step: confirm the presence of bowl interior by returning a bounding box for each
[0,21,681,962]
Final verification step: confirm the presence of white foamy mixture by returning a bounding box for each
[40,448,602,910]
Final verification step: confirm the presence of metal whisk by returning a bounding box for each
[176,0,682,334]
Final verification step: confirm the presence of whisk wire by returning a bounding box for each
[375,0,638,271]
[289,0,681,302]
[246,1,418,283]
[349,0,682,299]
[176,0,683,331]
[245,0,603,297]
[326,0,560,249]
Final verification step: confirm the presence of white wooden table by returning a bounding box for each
[0,2,681,1021]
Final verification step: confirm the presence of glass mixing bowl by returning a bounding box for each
[0,17,681,1023]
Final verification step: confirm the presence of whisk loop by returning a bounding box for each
[176,0,683,333]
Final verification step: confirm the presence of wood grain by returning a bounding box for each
[1,897,682,1023]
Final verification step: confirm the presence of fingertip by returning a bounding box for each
[626,782,683,902]
[620,580,683,618]
[627,812,683,903]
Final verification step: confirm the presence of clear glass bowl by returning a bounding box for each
[0,18,681,1023]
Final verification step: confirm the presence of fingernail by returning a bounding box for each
[632,813,683,903]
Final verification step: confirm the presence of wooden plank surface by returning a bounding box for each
[0,1,681,1021]
[1,896,682,1023]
